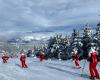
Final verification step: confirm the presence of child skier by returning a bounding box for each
[20,53,28,68]
[88,47,100,79]
[2,54,9,63]
[73,48,81,68]
[40,51,45,61]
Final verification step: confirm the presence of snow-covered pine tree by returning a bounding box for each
[46,34,70,60]
[60,35,70,60]
[56,34,70,60]
[94,23,100,56]
[70,29,83,59]
[51,34,65,59]
[46,35,58,58]
[82,24,93,58]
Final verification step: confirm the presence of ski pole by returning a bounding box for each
[81,60,87,80]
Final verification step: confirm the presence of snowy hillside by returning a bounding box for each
[6,31,54,43]
[0,58,100,80]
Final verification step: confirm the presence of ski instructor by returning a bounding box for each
[73,48,81,68]
[2,53,9,63]
[40,51,45,61]
[20,53,28,68]
[88,47,100,79]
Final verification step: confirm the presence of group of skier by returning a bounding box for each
[1,47,100,80]
[72,47,100,80]
[1,50,45,68]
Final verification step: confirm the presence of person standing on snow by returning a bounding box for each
[40,51,45,61]
[20,53,28,68]
[73,48,81,68]
[88,47,100,79]
[2,53,9,63]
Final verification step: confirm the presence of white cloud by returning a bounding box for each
[0,0,100,33]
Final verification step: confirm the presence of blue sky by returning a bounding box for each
[0,0,100,34]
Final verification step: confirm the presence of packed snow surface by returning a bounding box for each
[0,58,100,80]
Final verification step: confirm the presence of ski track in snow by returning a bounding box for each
[0,58,100,80]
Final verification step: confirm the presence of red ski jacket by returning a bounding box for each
[40,53,45,59]
[20,55,26,61]
[74,53,79,60]
[2,55,9,60]
[89,51,98,63]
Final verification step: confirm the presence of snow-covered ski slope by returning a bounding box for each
[0,58,99,80]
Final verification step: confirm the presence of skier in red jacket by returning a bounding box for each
[73,48,81,68]
[40,51,45,61]
[20,53,28,68]
[2,54,9,63]
[88,47,99,79]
